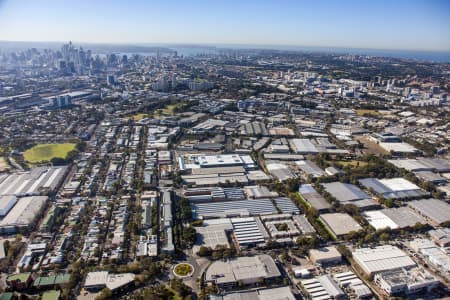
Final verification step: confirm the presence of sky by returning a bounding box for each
[0,0,449,51]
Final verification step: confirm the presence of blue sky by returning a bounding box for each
[0,0,449,51]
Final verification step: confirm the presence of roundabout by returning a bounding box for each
[173,263,194,278]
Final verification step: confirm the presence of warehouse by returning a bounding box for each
[352,245,416,276]
[413,171,448,184]
[243,185,279,199]
[289,138,319,154]
[363,207,426,230]
[240,121,268,136]
[231,217,269,248]
[322,182,378,210]
[0,195,17,217]
[210,287,296,300]
[191,198,277,219]
[388,158,450,173]
[298,184,332,213]
[309,246,342,265]
[319,213,362,238]
[300,275,345,300]
[293,215,316,235]
[274,197,300,215]
[0,166,68,196]
[182,173,249,186]
[205,254,281,289]
[378,142,419,155]
[265,161,295,181]
[195,154,256,169]
[194,218,232,254]
[374,267,439,296]
[359,178,428,200]
[408,199,450,225]
[296,160,325,178]
[184,187,245,203]
[0,196,48,233]
[333,271,372,299]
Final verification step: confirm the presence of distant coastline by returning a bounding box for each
[1,40,449,63]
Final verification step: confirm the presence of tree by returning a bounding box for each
[95,288,112,300]
[197,246,212,257]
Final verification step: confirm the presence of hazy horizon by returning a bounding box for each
[0,0,449,52]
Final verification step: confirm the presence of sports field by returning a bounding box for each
[24,143,76,163]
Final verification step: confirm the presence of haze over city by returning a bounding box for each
[0,0,449,52]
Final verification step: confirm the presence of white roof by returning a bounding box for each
[378,178,420,192]
[352,246,416,275]
[364,210,399,230]
[84,271,108,287]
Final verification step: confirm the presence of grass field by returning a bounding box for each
[328,160,368,168]
[24,143,76,163]
[355,109,380,117]
[154,103,183,116]
[126,113,149,121]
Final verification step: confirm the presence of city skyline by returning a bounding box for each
[0,0,450,52]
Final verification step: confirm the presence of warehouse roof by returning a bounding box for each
[194,219,232,253]
[0,196,47,229]
[320,213,362,237]
[352,245,416,275]
[299,184,332,212]
[359,177,428,199]
[0,166,67,196]
[296,160,325,177]
[321,182,378,209]
[289,139,319,154]
[205,254,280,285]
[364,207,426,230]
[191,198,277,219]
[408,199,450,225]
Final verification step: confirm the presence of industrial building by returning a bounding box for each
[161,191,174,253]
[409,239,450,274]
[205,254,281,289]
[191,198,277,219]
[84,271,135,291]
[292,215,316,235]
[289,138,319,154]
[352,246,416,276]
[388,158,450,173]
[193,218,232,254]
[300,275,345,300]
[321,182,378,210]
[0,196,48,234]
[189,154,256,169]
[273,197,300,215]
[265,161,295,182]
[319,213,362,238]
[231,217,269,248]
[359,177,428,200]
[295,160,325,178]
[0,166,68,196]
[333,271,372,299]
[184,187,245,203]
[0,195,17,217]
[374,267,439,296]
[210,286,295,300]
[363,207,426,230]
[309,246,342,265]
[298,184,332,213]
[408,199,450,225]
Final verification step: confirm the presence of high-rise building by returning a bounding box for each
[107,75,115,86]
[171,74,177,89]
